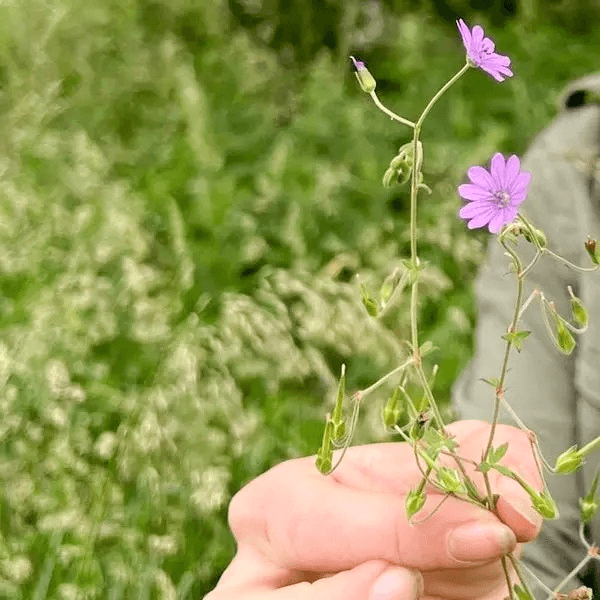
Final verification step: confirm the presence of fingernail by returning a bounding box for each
[369,568,421,600]
[447,523,516,563]
[506,495,543,529]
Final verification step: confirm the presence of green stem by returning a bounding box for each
[415,63,470,130]
[369,91,415,128]
[408,63,470,349]
[482,241,525,494]
[355,357,414,401]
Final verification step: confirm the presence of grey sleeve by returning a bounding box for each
[452,75,600,596]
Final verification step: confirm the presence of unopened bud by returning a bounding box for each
[579,468,599,523]
[568,287,589,327]
[436,467,465,495]
[579,497,598,523]
[359,282,379,316]
[350,56,376,93]
[554,445,584,474]
[383,387,403,427]
[316,420,334,474]
[585,236,600,265]
[531,490,559,520]
[331,365,346,441]
[556,317,576,355]
[405,487,426,519]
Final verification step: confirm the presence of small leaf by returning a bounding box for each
[480,376,501,388]
[488,442,509,465]
[501,330,531,352]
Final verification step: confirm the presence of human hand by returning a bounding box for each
[206,420,544,600]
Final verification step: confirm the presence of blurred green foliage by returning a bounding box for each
[0,0,599,597]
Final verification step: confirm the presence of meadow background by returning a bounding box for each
[1,0,600,598]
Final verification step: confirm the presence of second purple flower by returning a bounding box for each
[458,153,531,234]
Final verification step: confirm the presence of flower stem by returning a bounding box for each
[481,240,525,509]
[354,357,414,401]
[369,91,415,128]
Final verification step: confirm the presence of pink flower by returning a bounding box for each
[456,19,513,82]
[458,153,531,234]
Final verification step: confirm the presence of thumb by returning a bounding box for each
[309,561,423,600]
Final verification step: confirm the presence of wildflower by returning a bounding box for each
[456,19,513,82]
[458,153,531,234]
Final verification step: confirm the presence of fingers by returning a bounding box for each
[229,420,542,574]
[207,557,422,600]
[229,442,518,573]
[444,421,544,542]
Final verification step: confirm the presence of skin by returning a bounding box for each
[206,420,545,600]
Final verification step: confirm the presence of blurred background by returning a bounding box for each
[0,0,600,597]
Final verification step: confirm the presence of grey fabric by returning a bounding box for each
[453,74,600,597]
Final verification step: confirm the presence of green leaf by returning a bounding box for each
[501,330,531,352]
[480,376,501,388]
[487,442,509,465]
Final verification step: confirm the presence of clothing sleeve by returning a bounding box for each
[452,75,600,596]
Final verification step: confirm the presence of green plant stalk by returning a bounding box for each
[480,240,526,512]
[404,63,486,500]
[409,64,470,345]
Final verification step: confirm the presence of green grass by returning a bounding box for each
[0,0,599,597]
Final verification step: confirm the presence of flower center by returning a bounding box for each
[494,190,511,207]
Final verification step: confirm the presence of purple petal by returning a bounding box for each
[481,38,495,53]
[509,171,531,197]
[483,53,511,67]
[511,190,528,206]
[467,165,494,190]
[457,19,471,47]
[503,155,521,188]
[467,206,498,229]
[350,56,365,71]
[490,153,506,188]
[487,210,508,233]
[471,25,484,47]
[460,200,493,218]
[458,183,492,201]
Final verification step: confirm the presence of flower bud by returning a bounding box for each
[316,420,334,474]
[579,468,599,523]
[554,445,584,474]
[359,283,379,316]
[436,467,465,495]
[405,487,426,519]
[383,387,403,428]
[585,236,600,265]
[382,167,396,188]
[350,56,376,93]
[579,497,598,523]
[531,490,559,520]
[556,317,576,355]
[331,365,346,441]
[568,289,589,327]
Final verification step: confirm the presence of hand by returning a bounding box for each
[207,420,544,600]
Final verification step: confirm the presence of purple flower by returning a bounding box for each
[456,19,513,82]
[458,153,531,234]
